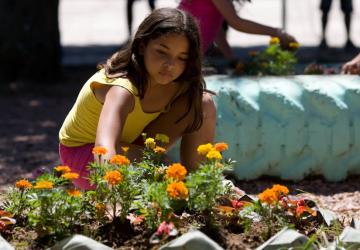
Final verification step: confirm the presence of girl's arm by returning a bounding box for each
[95,86,135,161]
[211,0,297,46]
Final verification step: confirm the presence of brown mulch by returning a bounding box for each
[1,66,359,226]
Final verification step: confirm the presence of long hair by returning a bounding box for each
[100,8,205,133]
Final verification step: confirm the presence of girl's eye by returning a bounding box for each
[156,50,166,55]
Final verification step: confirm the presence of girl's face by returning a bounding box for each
[142,33,189,86]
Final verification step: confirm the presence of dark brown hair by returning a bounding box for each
[100,8,205,133]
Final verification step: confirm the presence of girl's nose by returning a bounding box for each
[164,57,175,68]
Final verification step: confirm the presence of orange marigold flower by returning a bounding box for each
[61,172,80,180]
[92,146,108,155]
[167,181,188,199]
[67,189,81,197]
[121,147,129,153]
[110,154,130,165]
[104,170,123,185]
[34,180,54,189]
[145,138,156,149]
[269,37,280,45]
[214,142,228,152]
[166,163,187,181]
[155,133,170,144]
[54,165,71,173]
[206,150,222,160]
[154,146,166,154]
[15,179,32,189]
[271,184,289,197]
[197,143,213,155]
[258,188,278,204]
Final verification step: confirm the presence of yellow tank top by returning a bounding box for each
[59,69,161,147]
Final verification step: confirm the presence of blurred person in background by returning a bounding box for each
[319,0,355,50]
[178,0,297,67]
[127,0,156,38]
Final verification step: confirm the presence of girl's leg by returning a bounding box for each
[142,93,216,170]
[59,143,95,190]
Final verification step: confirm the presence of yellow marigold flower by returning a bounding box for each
[289,42,300,50]
[258,188,278,204]
[110,154,130,165]
[54,165,71,173]
[269,37,280,45]
[104,170,123,185]
[15,179,32,189]
[206,150,222,160]
[145,138,156,149]
[61,172,79,180]
[154,146,166,154]
[166,163,187,181]
[155,133,170,144]
[121,147,129,153]
[197,143,213,155]
[167,181,188,199]
[67,189,81,197]
[214,142,228,152]
[271,184,289,197]
[34,180,54,189]
[92,146,108,155]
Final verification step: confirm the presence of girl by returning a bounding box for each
[59,8,216,189]
[178,0,298,64]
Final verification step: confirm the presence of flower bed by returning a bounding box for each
[1,135,359,249]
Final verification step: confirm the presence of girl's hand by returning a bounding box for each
[276,29,297,49]
[342,53,360,74]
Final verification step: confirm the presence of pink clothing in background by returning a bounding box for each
[59,143,95,190]
[179,0,224,54]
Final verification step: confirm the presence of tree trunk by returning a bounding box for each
[0,0,61,83]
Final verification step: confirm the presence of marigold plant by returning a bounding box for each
[110,154,130,165]
[145,138,156,149]
[214,142,228,152]
[206,149,222,160]
[34,180,54,189]
[154,146,166,154]
[197,143,213,155]
[166,163,187,181]
[54,165,71,173]
[67,189,81,197]
[61,172,79,180]
[167,181,189,200]
[92,146,108,155]
[104,170,123,186]
[15,179,32,189]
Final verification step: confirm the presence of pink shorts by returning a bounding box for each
[59,143,95,190]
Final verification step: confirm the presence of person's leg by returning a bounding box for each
[341,0,354,48]
[319,0,332,48]
[59,143,95,190]
[126,0,135,38]
[148,0,155,11]
[141,92,216,170]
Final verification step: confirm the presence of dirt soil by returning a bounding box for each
[1,66,359,227]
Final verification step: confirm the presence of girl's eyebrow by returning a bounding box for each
[159,44,189,55]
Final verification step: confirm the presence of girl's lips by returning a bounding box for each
[159,71,173,78]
